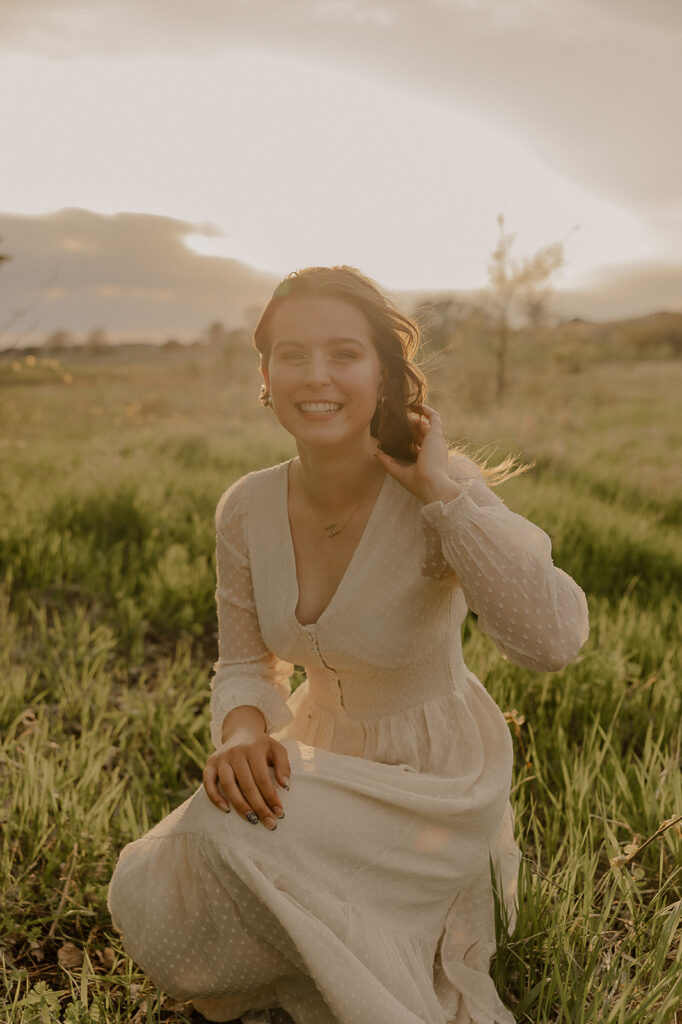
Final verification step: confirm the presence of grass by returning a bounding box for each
[1,340,680,1022]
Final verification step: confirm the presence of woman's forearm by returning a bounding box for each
[423,486,589,671]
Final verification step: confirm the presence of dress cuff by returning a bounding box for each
[209,674,294,748]
[420,480,478,534]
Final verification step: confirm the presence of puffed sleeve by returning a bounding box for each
[421,455,589,672]
[209,476,294,748]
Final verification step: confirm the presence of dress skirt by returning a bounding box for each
[109,728,519,1024]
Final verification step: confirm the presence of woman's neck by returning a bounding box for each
[294,440,383,515]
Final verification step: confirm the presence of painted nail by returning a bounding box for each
[223,806,230,814]
[275,808,285,819]
[282,777,290,791]
[245,812,259,825]
[264,817,277,830]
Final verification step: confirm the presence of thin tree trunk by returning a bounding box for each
[495,315,508,402]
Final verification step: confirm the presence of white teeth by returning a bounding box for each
[298,402,342,414]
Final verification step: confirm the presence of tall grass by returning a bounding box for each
[1,344,680,1022]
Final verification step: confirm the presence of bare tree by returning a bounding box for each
[204,321,229,347]
[85,327,108,349]
[0,253,61,352]
[45,329,74,351]
[487,214,565,401]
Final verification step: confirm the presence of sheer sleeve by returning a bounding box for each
[421,455,589,672]
[209,476,294,748]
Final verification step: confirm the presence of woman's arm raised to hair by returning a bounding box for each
[376,406,588,672]
[422,455,589,672]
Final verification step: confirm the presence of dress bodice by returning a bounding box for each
[247,462,469,719]
[208,456,589,772]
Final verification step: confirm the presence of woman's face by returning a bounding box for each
[263,296,384,450]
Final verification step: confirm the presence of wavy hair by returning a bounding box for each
[254,266,427,462]
[254,265,529,485]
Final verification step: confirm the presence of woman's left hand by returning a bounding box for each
[375,405,461,505]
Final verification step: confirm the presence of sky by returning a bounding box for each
[0,0,680,337]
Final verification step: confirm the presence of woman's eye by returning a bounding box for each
[333,350,357,360]
[282,351,306,362]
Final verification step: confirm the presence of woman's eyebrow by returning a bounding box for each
[271,336,364,350]
[270,338,303,351]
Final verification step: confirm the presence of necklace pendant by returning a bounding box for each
[324,523,341,538]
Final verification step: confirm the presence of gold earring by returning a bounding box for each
[259,384,273,407]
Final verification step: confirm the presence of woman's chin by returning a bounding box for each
[288,426,369,452]
[279,412,346,443]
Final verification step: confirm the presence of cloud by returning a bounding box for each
[0,208,277,342]
[1,0,680,216]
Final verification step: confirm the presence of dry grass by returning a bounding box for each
[1,337,680,1022]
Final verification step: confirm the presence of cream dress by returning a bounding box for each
[108,456,589,1024]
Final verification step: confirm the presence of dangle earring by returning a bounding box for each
[259,384,273,407]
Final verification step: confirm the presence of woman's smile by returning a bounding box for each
[295,401,345,417]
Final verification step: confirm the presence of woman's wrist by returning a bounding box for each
[417,473,462,506]
[220,705,267,746]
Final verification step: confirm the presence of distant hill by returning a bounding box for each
[554,311,682,357]
[1,208,681,348]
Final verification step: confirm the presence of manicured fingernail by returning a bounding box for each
[264,817,277,830]
[282,777,290,791]
[275,807,284,818]
[221,805,230,814]
[245,812,259,825]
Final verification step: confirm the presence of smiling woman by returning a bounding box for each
[108,266,589,1024]
[256,268,427,463]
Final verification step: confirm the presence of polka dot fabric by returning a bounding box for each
[109,455,589,1023]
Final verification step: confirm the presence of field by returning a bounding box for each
[1,334,681,1023]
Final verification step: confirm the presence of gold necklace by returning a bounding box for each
[297,463,378,539]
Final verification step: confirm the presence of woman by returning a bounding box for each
[109,266,589,1024]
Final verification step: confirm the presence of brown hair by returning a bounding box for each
[254,266,427,462]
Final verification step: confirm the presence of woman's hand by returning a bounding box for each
[375,405,461,505]
[203,712,290,830]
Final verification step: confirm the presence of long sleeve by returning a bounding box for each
[421,456,589,672]
[209,477,294,748]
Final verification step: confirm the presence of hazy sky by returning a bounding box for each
[1,0,680,295]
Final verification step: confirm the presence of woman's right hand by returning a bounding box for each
[203,708,290,830]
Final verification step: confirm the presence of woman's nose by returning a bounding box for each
[303,352,331,384]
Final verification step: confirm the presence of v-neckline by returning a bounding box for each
[281,459,391,629]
